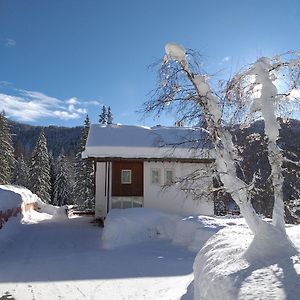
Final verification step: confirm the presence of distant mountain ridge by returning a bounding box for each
[8,118,300,159]
[9,120,82,158]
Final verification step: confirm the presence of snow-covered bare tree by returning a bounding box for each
[74,115,94,208]
[143,43,299,257]
[53,153,71,206]
[0,112,15,184]
[225,54,300,234]
[30,128,51,203]
[99,105,107,124]
[13,154,30,188]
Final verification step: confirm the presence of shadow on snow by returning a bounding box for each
[0,217,195,283]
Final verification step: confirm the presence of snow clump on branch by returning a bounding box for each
[164,43,188,67]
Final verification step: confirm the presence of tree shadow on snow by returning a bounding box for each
[230,254,300,299]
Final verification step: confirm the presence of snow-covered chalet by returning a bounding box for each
[83,124,215,218]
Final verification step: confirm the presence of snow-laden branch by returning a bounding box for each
[283,157,300,167]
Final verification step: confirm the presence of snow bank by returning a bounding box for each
[193,223,300,300]
[0,185,67,224]
[35,198,67,220]
[102,208,243,251]
[0,185,38,211]
[102,208,180,249]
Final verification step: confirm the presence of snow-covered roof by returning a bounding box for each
[83,124,213,160]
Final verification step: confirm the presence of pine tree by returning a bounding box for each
[48,152,57,203]
[0,112,15,184]
[30,128,51,203]
[99,105,107,124]
[13,154,30,188]
[53,154,71,206]
[107,106,113,124]
[74,115,94,208]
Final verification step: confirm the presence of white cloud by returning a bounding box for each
[66,97,78,105]
[5,38,16,47]
[0,87,97,122]
[84,100,101,106]
[53,111,81,120]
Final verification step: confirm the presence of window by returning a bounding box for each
[121,169,132,184]
[151,168,161,185]
[165,169,174,185]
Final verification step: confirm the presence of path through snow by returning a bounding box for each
[0,214,194,300]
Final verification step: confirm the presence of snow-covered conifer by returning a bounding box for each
[107,106,113,124]
[0,112,15,184]
[74,115,94,208]
[53,153,71,206]
[99,105,107,124]
[13,154,30,187]
[30,128,51,203]
[48,152,57,203]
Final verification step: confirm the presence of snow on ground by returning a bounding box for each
[1,202,299,300]
[0,211,195,300]
[103,209,300,300]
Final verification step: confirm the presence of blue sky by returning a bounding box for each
[1,0,300,127]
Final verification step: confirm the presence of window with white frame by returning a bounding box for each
[151,168,161,185]
[165,169,174,185]
[121,169,132,184]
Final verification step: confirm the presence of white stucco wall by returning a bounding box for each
[95,162,111,218]
[95,161,214,218]
[143,161,214,216]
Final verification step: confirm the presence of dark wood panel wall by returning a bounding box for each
[111,161,144,197]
